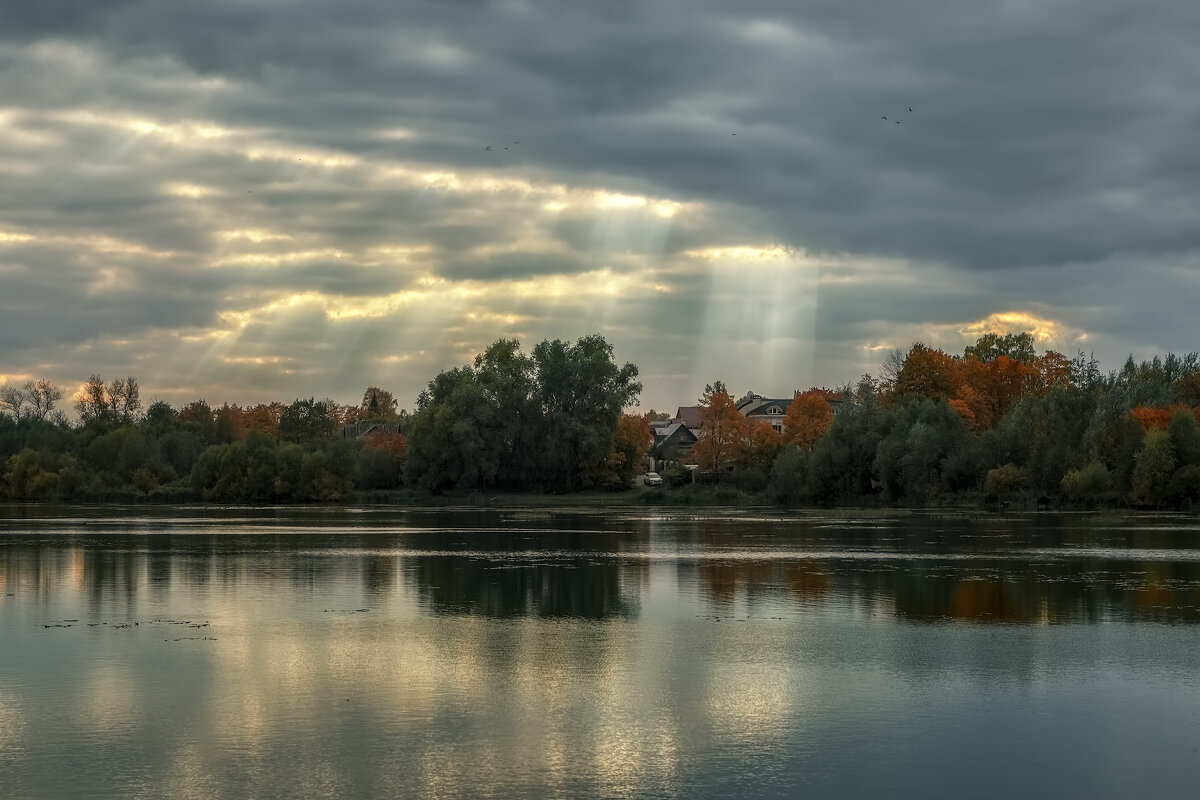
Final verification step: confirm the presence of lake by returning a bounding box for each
[3,506,1200,799]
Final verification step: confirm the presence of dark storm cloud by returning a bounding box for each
[17,0,1191,271]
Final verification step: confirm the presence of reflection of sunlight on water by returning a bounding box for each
[705,662,795,741]
[592,699,681,798]
[586,635,681,798]
[160,742,220,800]
[79,671,141,735]
[212,637,270,750]
[0,695,27,760]
[8,510,1200,798]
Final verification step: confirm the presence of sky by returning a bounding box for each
[2,0,1199,414]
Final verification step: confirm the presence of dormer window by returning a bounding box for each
[766,405,783,414]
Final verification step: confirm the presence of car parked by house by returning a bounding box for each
[643,472,663,486]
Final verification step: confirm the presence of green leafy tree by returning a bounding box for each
[404,340,537,492]
[807,377,886,502]
[532,335,641,491]
[964,332,1037,364]
[4,448,63,499]
[274,443,305,499]
[179,400,217,444]
[983,384,1094,494]
[142,401,178,436]
[769,445,811,504]
[985,464,1025,496]
[1174,372,1200,406]
[874,399,976,501]
[1062,460,1114,503]
[406,336,639,492]
[1166,409,1200,468]
[213,404,243,444]
[1166,465,1200,506]
[475,339,539,487]
[360,387,400,423]
[1131,429,1176,506]
[83,426,149,484]
[1082,386,1143,493]
[405,367,490,491]
[278,398,337,445]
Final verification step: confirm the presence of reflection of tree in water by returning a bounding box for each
[362,555,395,598]
[78,536,141,614]
[823,556,1200,623]
[5,513,1200,624]
[886,566,1047,622]
[692,561,832,607]
[673,512,1200,623]
[409,555,637,618]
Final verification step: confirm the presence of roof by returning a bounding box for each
[738,396,793,417]
[654,422,698,452]
[675,406,703,428]
[655,421,697,441]
[341,422,399,439]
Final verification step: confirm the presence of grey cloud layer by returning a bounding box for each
[2,0,1199,409]
[10,0,1199,266]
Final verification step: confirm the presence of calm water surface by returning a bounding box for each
[3,506,1200,799]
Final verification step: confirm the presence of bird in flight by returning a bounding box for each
[909,107,913,112]
[896,120,900,124]
[881,116,887,121]
[485,146,492,151]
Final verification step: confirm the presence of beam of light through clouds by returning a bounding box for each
[2,1,1199,410]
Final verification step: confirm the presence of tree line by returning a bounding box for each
[3,331,1200,509]
[681,333,1200,510]
[1,335,644,503]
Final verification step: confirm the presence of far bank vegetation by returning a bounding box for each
[3,332,1200,511]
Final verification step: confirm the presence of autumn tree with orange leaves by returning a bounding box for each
[783,389,835,448]
[693,390,749,472]
[889,338,1077,432]
[592,414,653,486]
[893,343,963,403]
[741,420,784,471]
